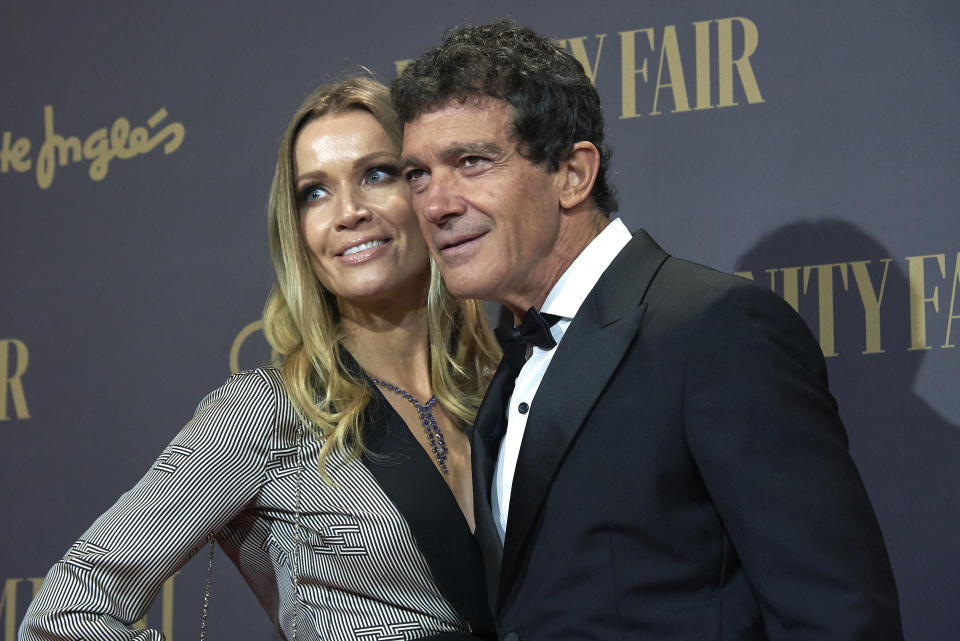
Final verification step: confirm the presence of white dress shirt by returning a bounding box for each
[491,218,632,542]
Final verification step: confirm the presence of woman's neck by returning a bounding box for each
[338,301,432,400]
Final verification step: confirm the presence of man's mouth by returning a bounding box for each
[440,232,486,252]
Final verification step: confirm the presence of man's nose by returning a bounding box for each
[418,172,465,226]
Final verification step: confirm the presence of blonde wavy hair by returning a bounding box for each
[263,76,499,476]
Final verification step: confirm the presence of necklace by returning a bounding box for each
[368,376,449,474]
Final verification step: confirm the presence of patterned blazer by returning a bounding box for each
[21,367,494,641]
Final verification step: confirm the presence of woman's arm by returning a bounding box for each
[19,370,280,641]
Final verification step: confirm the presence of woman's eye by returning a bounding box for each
[300,185,327,202]
[367,168,390,184]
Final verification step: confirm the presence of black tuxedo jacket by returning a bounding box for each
[471,230,902,641]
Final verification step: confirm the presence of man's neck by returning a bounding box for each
[504,210,609,317]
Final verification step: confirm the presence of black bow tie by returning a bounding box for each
[494,307,560,372]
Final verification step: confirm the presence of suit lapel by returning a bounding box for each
[473,359,515,489]
[497,230,669,603]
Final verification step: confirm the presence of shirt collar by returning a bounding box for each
[540,217,632,320]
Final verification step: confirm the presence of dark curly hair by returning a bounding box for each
[392,18,617,215]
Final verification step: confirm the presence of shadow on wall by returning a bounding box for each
[735,219,960,641]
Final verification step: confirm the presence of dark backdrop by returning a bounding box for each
[2,2,957,639]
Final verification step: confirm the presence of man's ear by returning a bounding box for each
[558,141,601,210]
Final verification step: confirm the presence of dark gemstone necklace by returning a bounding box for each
[368,376,449,474]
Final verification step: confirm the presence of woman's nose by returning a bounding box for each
[334,188,372,229]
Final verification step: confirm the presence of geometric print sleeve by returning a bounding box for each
[19,370,278,641]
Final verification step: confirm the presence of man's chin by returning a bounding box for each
[447,283,494,302]
[440,269,500,303]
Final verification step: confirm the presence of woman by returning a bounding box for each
[20,77,500,640]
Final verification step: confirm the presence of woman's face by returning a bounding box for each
[294,110,430,313]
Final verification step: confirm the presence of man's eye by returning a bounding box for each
[404,168,429,193]
[462,156,484,168]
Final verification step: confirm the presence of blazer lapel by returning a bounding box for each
[497,230,669,603]
[360,387,493,631]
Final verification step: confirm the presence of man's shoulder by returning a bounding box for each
[652,253,811,341]
[608,236,787,321]
[660,254,758,294]
[588,229,796,331]
[614,230,762,300]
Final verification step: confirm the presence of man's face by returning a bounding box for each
[402,99,566,311]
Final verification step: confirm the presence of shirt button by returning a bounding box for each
[518,402,529,414]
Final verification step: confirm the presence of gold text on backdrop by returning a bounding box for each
[0,575,176,641]
[0,106,185,190]
[394,17,764,118]
[0,339,29,421]
[736,252,960,356]
[618,17,763,117]
[906,254,960,351]
[230,321,277,374]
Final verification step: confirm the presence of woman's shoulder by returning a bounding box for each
[188,367,300,433]
[167,367,309,458]
[194,367,286,409]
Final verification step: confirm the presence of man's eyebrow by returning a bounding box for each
[402,142,504,169]
[401,154,423,170]
[444,142,503,159]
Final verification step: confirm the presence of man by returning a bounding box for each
[392,19,902,641]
